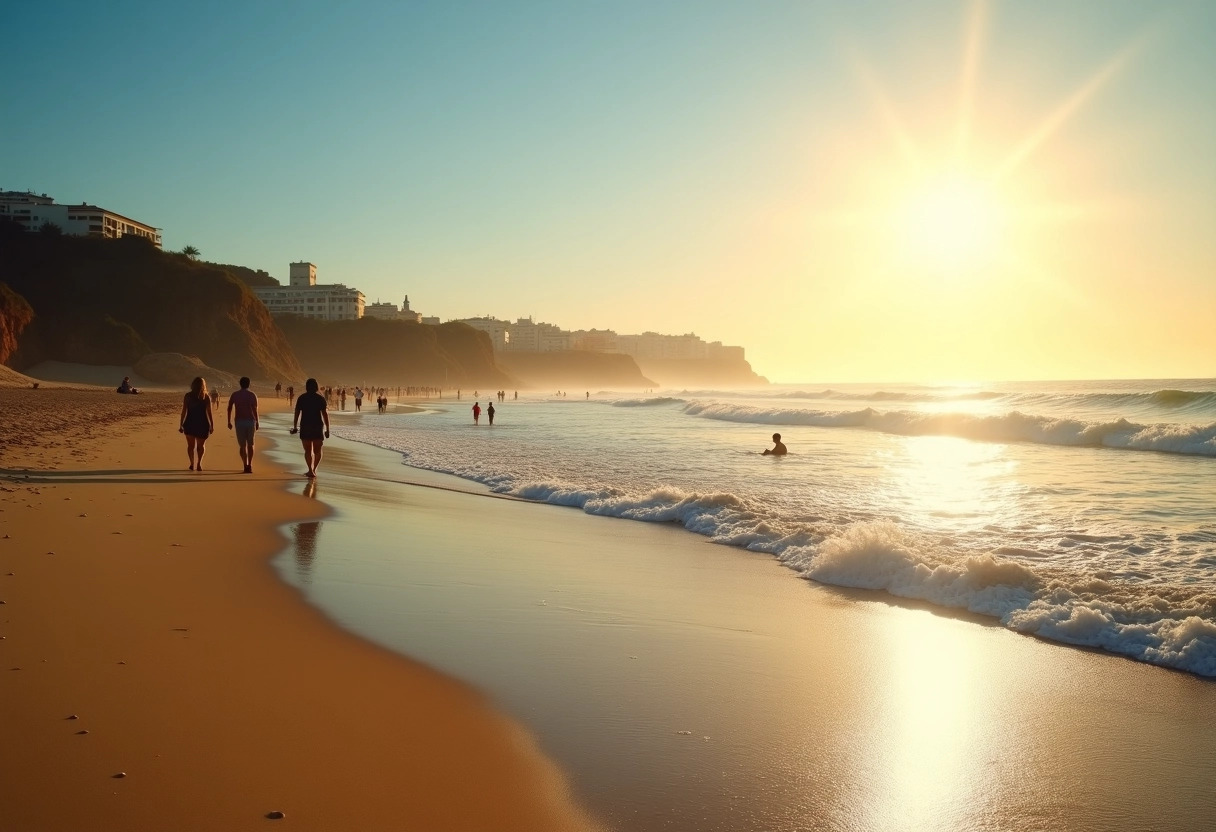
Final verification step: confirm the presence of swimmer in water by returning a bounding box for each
[762,433,787,456]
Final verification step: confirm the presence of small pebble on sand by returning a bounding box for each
[77,730,89,735]
[67,715,79,720]
[112,772,126,779]
[266,811,286,819]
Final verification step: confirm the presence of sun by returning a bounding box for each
[894,172,1007,275]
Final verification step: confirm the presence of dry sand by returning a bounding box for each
[0,386,597,831]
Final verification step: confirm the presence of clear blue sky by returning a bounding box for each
[3,1,1213,382]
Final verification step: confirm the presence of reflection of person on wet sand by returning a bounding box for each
[762,433,787,456]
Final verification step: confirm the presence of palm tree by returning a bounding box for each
[181,244,200,260]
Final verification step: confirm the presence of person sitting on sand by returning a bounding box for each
[291,378,330,478]
[179,376,215,470]
[117,376,140,394]
[762,433,787,456]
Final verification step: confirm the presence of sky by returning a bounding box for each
[3,0,1214,383]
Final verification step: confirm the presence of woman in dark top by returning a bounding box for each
[179,376,214,471]
[291,378,331,478]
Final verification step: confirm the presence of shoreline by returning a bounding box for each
[0,387,597,831]
[270,408,1216,831]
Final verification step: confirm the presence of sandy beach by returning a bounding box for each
[261,426,1216,832]
[0,385,596,831]
[3,381,1215,831]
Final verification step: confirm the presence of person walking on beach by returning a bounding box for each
[291,378,330,478]
[472,402,481,425]
[275,381,281,398]
[226,376,260,474]
[762,433,787,456]
[179,376,214,471]
[487,401,495,425]
[354,386,363,412]
[286,385,295,405]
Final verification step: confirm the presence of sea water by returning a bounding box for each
[333,379,1216,676]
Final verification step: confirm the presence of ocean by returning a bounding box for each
[331,378,1216,677]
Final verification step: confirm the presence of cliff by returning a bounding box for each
[495,350,655,389]
[0,222,303,382]
[0,283,35,366]
[273,317,515,388]
[635,357,767,388]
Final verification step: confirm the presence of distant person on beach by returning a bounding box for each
[226,376,260,474]
[291,378,330,478]
[117,376,140,394]
[472,402,481,424]
[287,385,295,405]
[275,382,282,398]
[487,401,495,425]
[354,387,364,411]
[762,433,787,456]
[179,376,215,470]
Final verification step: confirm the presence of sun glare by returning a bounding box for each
[895,174,1006,275]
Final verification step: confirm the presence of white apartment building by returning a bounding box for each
[363,295,424,323]
[252,262,365,321]
[0,190,162,247]
[506,317,570,352]
[455,316,511,350]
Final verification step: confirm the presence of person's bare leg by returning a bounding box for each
[196,439,206,471]
[187,437,197,470]
[303,441,315,476]
[313,441,323,475]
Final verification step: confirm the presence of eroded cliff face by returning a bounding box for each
[274,317,515,388]
[0,283,35,366]
[0,229,303,382]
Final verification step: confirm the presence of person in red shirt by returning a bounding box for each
[226,376,260,474]
[472,402,481,424]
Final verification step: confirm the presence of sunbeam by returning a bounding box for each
[995,35,1148,181]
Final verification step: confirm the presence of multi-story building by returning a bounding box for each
[363,295,425,322]
[252,262,365,321]
[0,190,162,247]
[506,317,569,352]
[454,316,511,350]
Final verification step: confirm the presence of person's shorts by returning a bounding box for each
[299,427,324,442]
[234,419,256,445]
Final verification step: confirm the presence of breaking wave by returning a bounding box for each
[610,396,686,407]
[400,464,1216,676]
[682,402,1216,456]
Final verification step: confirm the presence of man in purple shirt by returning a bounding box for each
[226,376,260,474]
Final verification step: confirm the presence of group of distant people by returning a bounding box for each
[175,377,789,483]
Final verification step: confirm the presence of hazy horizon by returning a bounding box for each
[4,1,1213,383]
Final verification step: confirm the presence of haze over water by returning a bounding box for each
[334,379,1216,676]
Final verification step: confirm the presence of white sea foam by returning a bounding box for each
[681,401,1216,456]
[334,378,1216,676]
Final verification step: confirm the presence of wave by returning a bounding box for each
[413,467,1216,676]
[610,396,686,407]
[682,402,1216,456]
[772,389,1005,402]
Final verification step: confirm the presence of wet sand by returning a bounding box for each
[269,410,1216,832]
[0,386,596,831]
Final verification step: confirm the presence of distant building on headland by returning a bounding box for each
[252,262,364,321]
[452,315,745,362]
[363,295,423,323]
[0,190,162,247]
